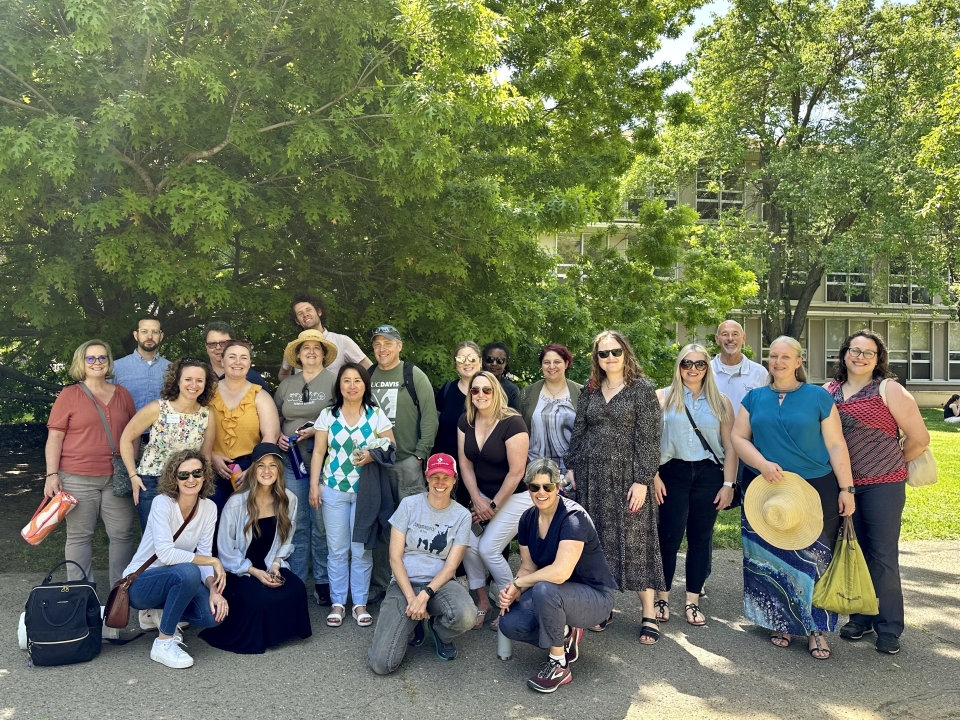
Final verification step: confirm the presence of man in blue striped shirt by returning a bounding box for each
[111,317,171,411]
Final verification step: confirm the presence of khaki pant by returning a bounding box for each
[60,472,136,589]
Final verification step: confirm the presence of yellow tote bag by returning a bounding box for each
[812,517,880,616]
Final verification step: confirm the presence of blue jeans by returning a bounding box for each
[128,564,221,636]
[282,455,328,584]
[321,486,372,606]
[135,474,160,532]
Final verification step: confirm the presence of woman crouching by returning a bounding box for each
[125,450,227,669]
[498,458,618,693]
[200,443,312,653]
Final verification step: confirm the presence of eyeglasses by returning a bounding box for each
[596,348,623,359]
[680,359,708,371]
[455,354,480,364]
[483,356,506,365]
[847,348,878,360]
[205,340,229,349]
[176,469,205,480]
[528,482,558,493]
[471,386,494,396]
[84,355,108,364]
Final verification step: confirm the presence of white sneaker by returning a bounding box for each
[139,609,189,631]
[101,626,121,641]
[150,637,194,669]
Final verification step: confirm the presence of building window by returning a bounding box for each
[950,322,960,381]
[825,319,847,377]
[887,321,909,383]
[696,165,743,219]
[910,321,931,380]
[827,268,869,303]
[888,261,930,305]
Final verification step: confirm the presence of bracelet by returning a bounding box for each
[511,579,522,593]
[45,471,60,478]
[723,481,735,488]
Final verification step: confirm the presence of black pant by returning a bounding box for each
[850,481,906,636]
[657,459,723,593]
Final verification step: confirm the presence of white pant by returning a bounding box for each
[462,491,534,592]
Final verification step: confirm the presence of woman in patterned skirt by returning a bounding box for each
[825,330,928,655]
[732,336,855,660]
[565,330,665,645]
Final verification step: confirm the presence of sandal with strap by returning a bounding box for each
[352,605,373,627]
[473,609,487,630]
[654,599,670,622]
[326,604,346,628]
[808,631,831,660]
[589,611,614,633]
[770,632,791,648]
[685,603,706,627]
[639,617,660,645]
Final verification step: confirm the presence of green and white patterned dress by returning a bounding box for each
[315,405,393,493]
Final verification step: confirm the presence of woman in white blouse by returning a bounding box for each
[125,450,228,669]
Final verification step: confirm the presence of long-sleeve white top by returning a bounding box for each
[216,489,297,576]
[123,494,217,582]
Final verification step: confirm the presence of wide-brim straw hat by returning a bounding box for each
[743,471,824,550]
[283,329,338,370]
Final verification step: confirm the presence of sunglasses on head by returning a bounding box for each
[680,359,708,371]
[471,386,494,396]
[455,354,480,364]
[528,482,558,493]
[176,468,205,480]
[596,348,623,359]
[483,356,507,365]
[84,355,108,364]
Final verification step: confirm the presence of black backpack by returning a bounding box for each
[25,560,102,666]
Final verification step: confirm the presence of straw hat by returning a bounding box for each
[283,330,338,370]
[743,471,824,550]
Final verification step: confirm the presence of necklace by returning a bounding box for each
[543,382,567,399]
[603,378,625,392]
[772,381,803,401]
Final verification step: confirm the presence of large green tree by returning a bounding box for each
[0,0,701,417]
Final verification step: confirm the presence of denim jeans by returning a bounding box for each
[128,564,221,636]
[657,458,724,593]
[321,485,372,606]
[462,491,533,592]
[135,474,160,532]
[499,581,615,649]
[367,580,476,675]
[283,455,329,584]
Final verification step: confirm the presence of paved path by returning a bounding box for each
[2,542,958,720]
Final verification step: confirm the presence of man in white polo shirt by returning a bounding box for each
[711,320,768,414]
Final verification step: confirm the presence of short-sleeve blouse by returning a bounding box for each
[315,405,393,493]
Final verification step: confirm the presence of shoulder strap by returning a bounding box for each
[682,404,722,465]
[120,499,201,586]
[878,378,889,406]
[78,382,118,455]
[402,362,420,411]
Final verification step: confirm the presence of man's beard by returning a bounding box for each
[138,340,158,352]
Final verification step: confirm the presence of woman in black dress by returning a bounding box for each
[433,341,482,506]
[565,330,665,645]
[200,443,312,654]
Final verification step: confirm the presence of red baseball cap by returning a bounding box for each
[426,453,457,478]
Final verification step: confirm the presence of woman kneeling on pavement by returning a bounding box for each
[498,458,618,694]
[200,443,312,654]
[368,453,476,674]
[125,450,228,669]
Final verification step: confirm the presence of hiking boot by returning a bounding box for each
[527,658,572,693]
[875,632,901,655]
[564,627,583,665]
[839,621,874,641]
[150,636,193,669]
[428,617,458,661]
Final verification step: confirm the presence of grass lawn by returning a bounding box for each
[711,409,959,548]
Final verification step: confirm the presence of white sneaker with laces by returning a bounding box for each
[150,637,193,669]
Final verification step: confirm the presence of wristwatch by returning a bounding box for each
[723,482,736,488]
[840,486,855,494]
[489,500,498,510]
[423,586,435,598]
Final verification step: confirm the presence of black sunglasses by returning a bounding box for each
[528,482,558,493]
[301,382,311,403]
[176,468,206,480]
[596,348,623,359]
[484,356,507,365]
[680,359,708,371]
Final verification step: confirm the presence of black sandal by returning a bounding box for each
[654,599,670,622]
[589,611,614,633]
[808,631,831,660]
[639,617,660,645]
[684,603,706,627]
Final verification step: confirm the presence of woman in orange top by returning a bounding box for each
[209,341,280,520]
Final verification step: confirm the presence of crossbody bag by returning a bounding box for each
[78,382,133,498]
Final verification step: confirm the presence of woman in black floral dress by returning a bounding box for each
[565,330,665,645]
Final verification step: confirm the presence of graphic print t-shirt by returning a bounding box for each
[389,493,471,583]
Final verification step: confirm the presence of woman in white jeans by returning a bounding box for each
[458,370,530,630]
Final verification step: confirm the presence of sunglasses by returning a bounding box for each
[528,482,558,493]
[596,348,623,359]
[301,383,311,403]
[483,356,507,365]
[680,359,708,371]
[847,348,878,359]
[455,354,480,364]
[471,386,494,396]
[84,355,108,364]
[176,469,206,480]
[205,340,229,349]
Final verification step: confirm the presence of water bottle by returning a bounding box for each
[286,436,308,480]
[497,626,512,661]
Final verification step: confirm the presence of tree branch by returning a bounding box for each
[110,145,156,197]
[0,391,57,403]
[0,63,59,114]
[140,36,153,94]
[0,94,48,114]
[0,364,63,392]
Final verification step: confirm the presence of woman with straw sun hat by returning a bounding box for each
[731,336,855,660]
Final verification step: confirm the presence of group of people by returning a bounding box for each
[42,295,932,692]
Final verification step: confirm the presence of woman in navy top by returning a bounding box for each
[731,336,855,661]
[498,458,616,694]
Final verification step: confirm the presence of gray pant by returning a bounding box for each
[499,581,615,649]
[370,455,426,595]
[368,580,476,675]
[60,472,136,589]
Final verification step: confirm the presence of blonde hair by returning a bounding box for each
[68,339,114,381]
[589,330,644,389]
[768,335,807,383]
[464,370,519,425]
[665,344,731,425]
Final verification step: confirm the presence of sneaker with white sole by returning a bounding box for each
[140,608,189,632]
[150,637,194,669]
[527,658,572,693]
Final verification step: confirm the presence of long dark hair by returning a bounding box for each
[160,357,217,405]
[331,362,376,415]
[833,330,896,384]
[589,330,644,389]
[945,394,960,407]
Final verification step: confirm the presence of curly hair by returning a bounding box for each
[589,330,644,389]
[159,358,217,406]
[289,292,329,328]
[832,329,896,384]
[156,449,216,500]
